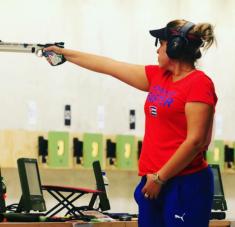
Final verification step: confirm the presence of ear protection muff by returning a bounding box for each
[166,22,195,59]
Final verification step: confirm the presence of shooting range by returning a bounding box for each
[0,0,234,226]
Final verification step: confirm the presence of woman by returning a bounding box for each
[44,19,217,227]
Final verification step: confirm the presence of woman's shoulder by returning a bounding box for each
[145,65,160,74]
[187,70,217,105]
[191,69,215,85]
[145,65,167,82]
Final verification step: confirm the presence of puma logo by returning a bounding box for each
[174,213,186,222]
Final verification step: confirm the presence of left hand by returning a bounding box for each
[141,174,162,199]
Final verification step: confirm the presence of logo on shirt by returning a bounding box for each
[149,106,157,116]
[147,85,176,107]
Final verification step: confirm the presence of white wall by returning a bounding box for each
[0,0,234,138]
[0,2,182,131]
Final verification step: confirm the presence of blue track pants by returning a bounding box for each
[134,167,214,227]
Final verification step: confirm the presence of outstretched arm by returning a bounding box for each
[44,46,149,91]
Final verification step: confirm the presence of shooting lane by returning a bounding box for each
[0,0,235,226]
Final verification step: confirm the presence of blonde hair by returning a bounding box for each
[192,23,216,50]
[167,19,216,50]
[166,19,216,64]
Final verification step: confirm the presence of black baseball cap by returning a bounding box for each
[149,27,169,46]
[149,27,168,40]
[149,24,203,47]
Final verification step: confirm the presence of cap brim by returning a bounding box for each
[149,27,167,40]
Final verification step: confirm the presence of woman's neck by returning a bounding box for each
[170,62,195,82]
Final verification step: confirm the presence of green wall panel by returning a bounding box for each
[48,131,70,168]
[206,140,224,170]
[116,135,137,170]
[83,133,103,169]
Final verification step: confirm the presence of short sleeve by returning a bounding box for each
[186,75,217,106]
[145,65,160,84]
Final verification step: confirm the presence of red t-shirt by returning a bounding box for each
[138,65,217,176]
